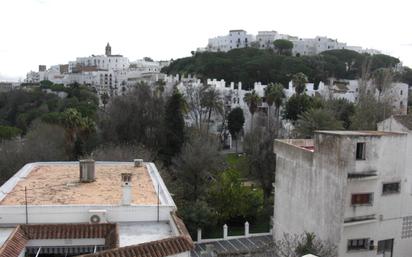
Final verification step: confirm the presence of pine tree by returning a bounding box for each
[161,89,185,165]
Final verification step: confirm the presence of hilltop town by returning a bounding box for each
[0,27,412,257]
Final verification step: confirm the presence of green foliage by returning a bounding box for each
[227,107,245,140]
[208,168,263,223]
[243,90,261,129]
[324,98,355,129]
[283,94,316,121]
[271,232,337,257]
[172,134,222,201]
[162,48,402,88]
[100,84,164,148]
[295,108,343,138]
[243,130,276,203]
[178,200,216,236]
[273,39,293,55]
[0,125,21,140]
[161,90,186,165]
[292,72,309,95]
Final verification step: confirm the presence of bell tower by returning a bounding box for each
[105,42,111,56]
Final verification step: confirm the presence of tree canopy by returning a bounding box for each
[162,48,401,89]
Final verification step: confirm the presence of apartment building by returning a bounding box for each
[0,160,193,257]
[207,30,254,52]
[273,130,411,257]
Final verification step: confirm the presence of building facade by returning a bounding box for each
[207,30,254,52]
[273,131,411,257]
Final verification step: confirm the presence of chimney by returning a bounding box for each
[134,159,143,167]
[79,159,95,182]
[121,173,133,205]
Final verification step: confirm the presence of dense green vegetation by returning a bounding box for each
[162,48,402,88]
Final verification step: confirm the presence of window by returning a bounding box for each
[356,142,366,160]
[347,238,369,251]
[382,182,400,195]
[401,90,403,95]
[351,193,373,205]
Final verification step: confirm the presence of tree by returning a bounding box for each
[100,92,109,110]
[372,68,394,119]
[270,233,337,257]
[0,125,21,140]
[292,72,308,95]
[283,94,315,121]
[100,83,164,149]
[243,129,276,205]
[273,39,293,56]
[178,200,216,237]
[172,134,222,202]
[265,83,285,130]
[243,90,261,130]
[201,86,223,133]
[0,122,68,184]
[325,98,355,129]
[227,107,245,153]
[90,143,155,162]
[161,89,186,165]
[295,108,343,138]
[208,168,263,223]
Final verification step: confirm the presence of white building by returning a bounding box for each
[273,130,412,257]
[290,36,347,56]
[207,30,254,52]
[0,160,193,257]
[202,30,381,56]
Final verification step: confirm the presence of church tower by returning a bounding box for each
[105,43,111,56]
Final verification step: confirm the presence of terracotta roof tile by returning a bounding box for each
[0,221,193,257]
[0,226,28,257]
[78,237,193,257]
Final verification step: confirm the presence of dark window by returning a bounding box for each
[356,142,366,160]
[400,90,403,95]
[383,182,400,195]
[351,193,373,205]
[347,238,369,251]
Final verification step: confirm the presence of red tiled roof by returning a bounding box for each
[0,223,118,257]
[0,215,193,257]
[78,236,193,257]
[0,226,28,257]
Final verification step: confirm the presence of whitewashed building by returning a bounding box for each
[0,160,193,257]
[273,130,412,257]
[207,30,254,52]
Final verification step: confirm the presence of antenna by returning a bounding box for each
[25,186,28,224]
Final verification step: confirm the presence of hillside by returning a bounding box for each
[162,48,404,88]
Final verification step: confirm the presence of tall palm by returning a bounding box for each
[265,83,285,130]
[292,72,308,95]
[201,85,223,133]
[243,90,261,131]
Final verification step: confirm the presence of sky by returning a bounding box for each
[1,0,412,81]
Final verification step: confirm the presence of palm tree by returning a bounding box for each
[243,90,261,131]
[201,85,223,133]
[292,72,308,95]
[264,83,285,130]
[154,79,166,98]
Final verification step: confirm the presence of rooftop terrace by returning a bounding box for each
[0,163,158,206]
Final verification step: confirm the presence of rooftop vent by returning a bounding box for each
[121,173,133,205]
[79,159,95,183]
[134,159,143,167]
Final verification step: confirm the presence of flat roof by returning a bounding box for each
[315,130,406,136]
[0,163,158,205]
[0,228,14,248]
[119,222,173,247]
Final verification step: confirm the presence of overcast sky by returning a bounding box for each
[1,0,411,81]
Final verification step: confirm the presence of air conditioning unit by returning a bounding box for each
[88,210,107,224]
